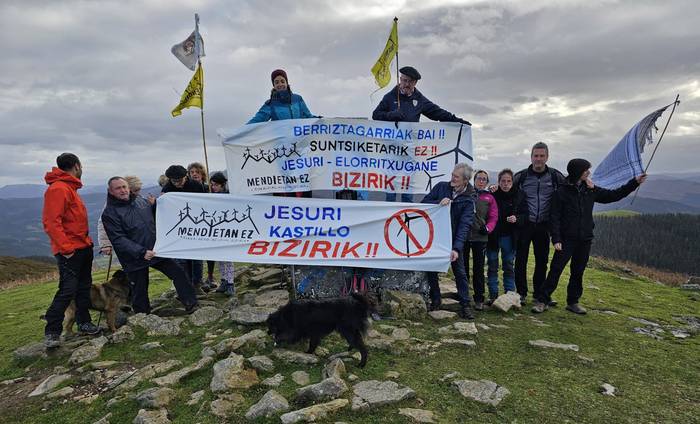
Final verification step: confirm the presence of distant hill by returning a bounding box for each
[0,184,106,199]
[594,195,700,214]
[0,256,56,288]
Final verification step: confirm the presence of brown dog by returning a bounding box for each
[63,269,131,335]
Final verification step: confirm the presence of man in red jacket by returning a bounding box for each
[42,153,101,348]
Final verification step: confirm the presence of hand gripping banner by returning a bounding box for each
[153,193,452,272]
[219,118,472,195]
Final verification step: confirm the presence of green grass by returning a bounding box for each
[593,209,640,217]
[0,261,698,424]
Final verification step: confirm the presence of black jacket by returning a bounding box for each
[549,178,639,244]
[372,87,465,123]
[487,188,518,249]
[421,181,476,252]
[101,194,159,273]
[161,179,205,194]
[512,165,566,225]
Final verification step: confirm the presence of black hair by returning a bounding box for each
[56,153,80,171]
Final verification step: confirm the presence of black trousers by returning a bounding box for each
[514,222,551,300]
[427,248,471,307]
[127,259,197,314]
[464,241,487,303]
[44,246,94,335]
[539,239,592,305]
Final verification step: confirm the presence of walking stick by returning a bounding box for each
[630,94,680,204]
[105,251,113,283]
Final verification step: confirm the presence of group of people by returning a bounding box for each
[40,66,645,348]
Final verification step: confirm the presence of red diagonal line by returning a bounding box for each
[394,215,423,251]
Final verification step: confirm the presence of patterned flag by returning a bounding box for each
[370,19,398,89]
[171,14,205,71]
[592,104,670,188]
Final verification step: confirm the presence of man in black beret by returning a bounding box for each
[372,66,471,202]
[372,66,471,125]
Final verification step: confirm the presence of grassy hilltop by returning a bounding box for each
[0,259,698,424]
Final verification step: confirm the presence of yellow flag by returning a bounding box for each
[370,19,398,89]
[171,62,203,117]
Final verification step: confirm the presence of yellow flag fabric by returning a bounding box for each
[171,62,203,117]
[370,20,398,89]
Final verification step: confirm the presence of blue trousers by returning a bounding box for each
[487,235,516,297]
[385,192,414,203]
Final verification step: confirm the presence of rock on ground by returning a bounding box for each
[13,341,48,360]
[245,390,290,420]
[322,358,346,380]
[210,354,259,392]
[188,306,224,326]
[128,314,183,336]
[428,310,457,320]
[272,349,319,365]
[132,408,170,424]
[295,377,348,405]
[247,355,275,372]
[453,379,510,406]
[69,336,109,365]
[398,408,437,423]
[152,356,214,386]
[280,398,349,424]
[28,373,72,397]
[600,383,616,396]
[262,373,285,387]
[135,387,175,409]
[351,380,416,410]
[230,305,277,324]
[110,325,135,344]
[210,394,244,418]
[491,292,521,312]
[291,370,310,386]
[46,386,74,399]
[441,338,476,347]
[382,290,427,320]
[529,339,579,352]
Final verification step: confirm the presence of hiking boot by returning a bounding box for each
[531,302,547,314]
[474,301,484,311]
[520,295,527,306]
[77,322,102,336]
[215,280,230,294]
[224,284,235,297]
[429,299,442,311]
[547,300,558,307]
[44,333,61,349]
[566,303,587,315]
[459,306,475,320]
[486,298,496,307]
[193,284,207,296]
[185,302,199,314]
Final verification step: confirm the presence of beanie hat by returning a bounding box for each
[399,66,421,81]
[271,69,288,84]
[165,165,187,179]
[210,171,227,185]
[567,158,592,182]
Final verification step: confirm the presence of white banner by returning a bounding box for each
[153,193,452,272]
[219,118,472,195]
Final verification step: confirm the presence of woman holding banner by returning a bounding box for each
[467,170,498,311]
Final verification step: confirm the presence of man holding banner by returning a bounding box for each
[422,163,476,320]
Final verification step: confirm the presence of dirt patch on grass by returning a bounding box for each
[590,256,690,287]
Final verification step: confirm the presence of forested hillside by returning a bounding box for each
[592,213,700,275]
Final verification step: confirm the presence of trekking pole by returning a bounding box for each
[630,94,680,205]
[105,251,113,283]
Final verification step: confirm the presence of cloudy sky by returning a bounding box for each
[2,0,699,188]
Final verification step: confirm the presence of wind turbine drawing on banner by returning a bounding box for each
[396,211,423,257]
[423,124,473,191]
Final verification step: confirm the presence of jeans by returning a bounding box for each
[464,241,487,303]
[487,235,516,298]
[515,222,551,300]
[128,259,198,314]
[539,239,592,305]
[44,247,94,335]
[385,192,414,203]
[427,248,471,306]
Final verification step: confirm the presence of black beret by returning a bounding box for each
[165,165,187,179]
[399,66,421,81]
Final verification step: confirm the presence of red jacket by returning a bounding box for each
[42,168,92,255]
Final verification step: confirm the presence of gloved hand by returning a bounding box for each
[479,227,488,235]
[458,118,472,126]
[385,110,405,121]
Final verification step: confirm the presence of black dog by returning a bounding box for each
[266,292,374,367]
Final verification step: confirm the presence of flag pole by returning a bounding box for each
[630,94,680,204]
[394,17,400,110]
[194,13,211,193]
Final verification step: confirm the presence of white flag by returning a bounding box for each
[171,14,205,71]
[592,104,670,189]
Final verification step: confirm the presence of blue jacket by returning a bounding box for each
[372,86,465,123]
[102,193,159,273]
[247,90,315,123]
[422,181,476,252]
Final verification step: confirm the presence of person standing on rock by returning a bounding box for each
[466,170,498,311]
[531,159,647,314]
[372,65,471,203]
[102,176,199,315]
[42,153,101,348]
[422,163,476,319]
[512,142,566,306]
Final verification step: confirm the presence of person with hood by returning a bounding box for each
[247,68,316,198]
[421,163,476,320]
[102,176,199,314]
[531,159,646,315]
[208,172,236,297]
[486,169,518,300]
[372,66,471,203]
[41,153,101,347]
[466,170,498,311]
